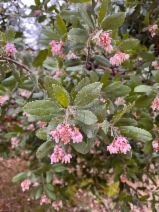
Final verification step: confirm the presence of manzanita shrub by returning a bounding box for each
[1,0,159,211]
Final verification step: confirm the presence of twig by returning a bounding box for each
[0,56,32,73]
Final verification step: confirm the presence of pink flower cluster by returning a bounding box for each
[0,95,9,105]
[120,174,127,183]
[34,10,41,16]
[110,52,129,66]
[152,140,159,152]
[21,90,31,98]
[52,200,63,211]
[114,97,125,106]
[50,145,72,164]
[53,70,62,78]
[40,194,51,205]
[107,137,131,154]
[67,53,77,60]
[21,179,31,192]
[11,137,20,148]
[148,24,158,37]
[4,43,17,56]
[23,112,31,117]
[27,124,35,131]
[149,163,155,173]
[152,61,159,70]
[96,32,113,53]
[37,121,47,128]
[49,40,65,58]
[151,97,159,110]
[50,124,83,144]
[52,178,63,185]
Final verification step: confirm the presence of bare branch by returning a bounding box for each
[0,56,32,73]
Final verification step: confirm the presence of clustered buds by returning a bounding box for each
[120,174,127,183]
[23,112,31,117]
[4,43,17,56]
[50,145,72,164]
[152,60,159,70]
[52,200,63,211]
[0,95,9,105]
[27,124,35,131]
[53,70,62,78]
[50,124,83,144]
[34,10,41,16]
[152,140,159,152]
[49,40,65,58]
[151,96,159,110]
[50,124,83,164]
[110,52,129,66]
[96,32,113,53]
[11,137,20,148]
[21,179,31,192]
[40,194,51,205]
[67,53,77,60]
[148,24,158,37]
[107,137,131,154]
[20,90,31,98]
[149,163,155,173]
[37,121,47,128]
[114,97,125,106]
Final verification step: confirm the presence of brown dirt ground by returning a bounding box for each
[0,158,44,212]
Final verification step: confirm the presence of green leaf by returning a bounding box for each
[129,75,142,88]
[52,84,70,107]
[74,82,102,106]
[68,28,89,43]
[46,188,56,200]
[94,55,111,67]
[72,77,90,96]
[35,187,43,200]
[44,76,61,99]
[1,76,16,87]
[23,100,62,117]
[64,58,81,67]
[46,171,53,183]
[103,82,131,98]
[36,128,47,140]
[60,10,81,22]
[12,172,27,183]
[112,102,135,123]
[1,32,6,42]
[101,12,125,30]
[36,141,54,159]
[78,4,94,29]
[79,122,98,138]
[33,49,48,67]
[11,64,20,82]
[120,126,152,142]
[75,110,98,125]
[138,51,155,61]
[98,0,108,25]
[5,28,16,41]
[115,118,137,126]
[134,85,152,93]
[71,138,94,154]
[143,140,153,154]
[100,70,110,88]
[30,186,42,199]
[56,15,67,34]
[118,38,140,51]
[52,163,66,172]
[89,71,98,83]
[135,95,155,108]
[45,183,54,192]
